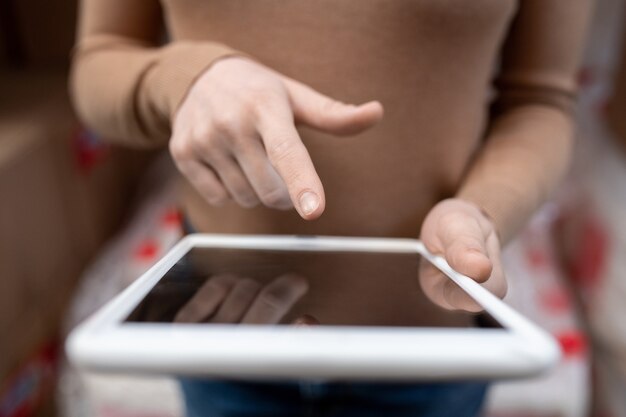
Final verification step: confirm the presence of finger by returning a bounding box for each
[419,258,483,312]
[176,160,230,207]
[203,153,261,208]
[439,216,492,283]
[241,274,309,324]
[419,257,456,311]
[442,278,483,313]
[234,139,293,210]
[211,278,262,324]
[441,232,506,312]
[174,274,238,323]
[284,78,384,136]
[482,232,507,299]
[256,101,325,220]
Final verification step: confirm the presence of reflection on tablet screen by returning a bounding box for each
[125,248,503,329]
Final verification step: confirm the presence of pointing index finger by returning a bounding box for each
[255,100,325,220]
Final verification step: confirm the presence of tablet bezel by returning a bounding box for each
[66,234,561,380]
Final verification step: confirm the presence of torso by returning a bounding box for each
[166,0,518,326]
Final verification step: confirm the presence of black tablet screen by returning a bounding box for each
[125,247,503,329]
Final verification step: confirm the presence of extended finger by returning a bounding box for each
[256,102,325,220]
[241,274,309,324]
[174,274,238,323]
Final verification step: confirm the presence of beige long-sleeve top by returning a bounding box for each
[71,0,591,244]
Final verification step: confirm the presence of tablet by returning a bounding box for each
[66,234,560,381]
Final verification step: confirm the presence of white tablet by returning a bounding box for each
[66,234,560,381]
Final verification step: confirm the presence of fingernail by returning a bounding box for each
[299,192,319,216]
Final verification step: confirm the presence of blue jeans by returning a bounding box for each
[179,379,488,417]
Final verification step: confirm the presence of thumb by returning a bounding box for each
[438,218,493,283]
[283,78,383,135]
[444,239,492,284]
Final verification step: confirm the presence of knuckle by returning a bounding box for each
[229,133,250,151]
[267,137,296,163]
[212,112,241,135]
[201,142,235,165]
[260,187,291,209]
[203,187,229,206]
[453,236,482,252]
[243,89,267,111]
[208,193,230,207]
[247,88,282,110]
[192,131,217,153]
[169,137,193,161]
[226,179,259,208]
[190,121,212,141]
[236,193,260,208]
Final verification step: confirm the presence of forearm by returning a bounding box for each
[455,0,590,243]
[457,104,573,243]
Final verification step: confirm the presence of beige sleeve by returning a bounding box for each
[457,0,593,243]
[70,0,240,147]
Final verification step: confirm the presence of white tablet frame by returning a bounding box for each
[67,234,561,381]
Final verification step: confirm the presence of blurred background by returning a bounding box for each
[1,0,626,416]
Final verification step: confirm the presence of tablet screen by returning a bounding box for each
[125,247,503,329]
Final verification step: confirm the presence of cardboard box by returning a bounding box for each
[0,69,154,414]
[0,71,77,381]
[56,130,155,265]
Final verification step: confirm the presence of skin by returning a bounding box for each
[419,199,507,312]
[171,57,507,312]
[170,57,384,219]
